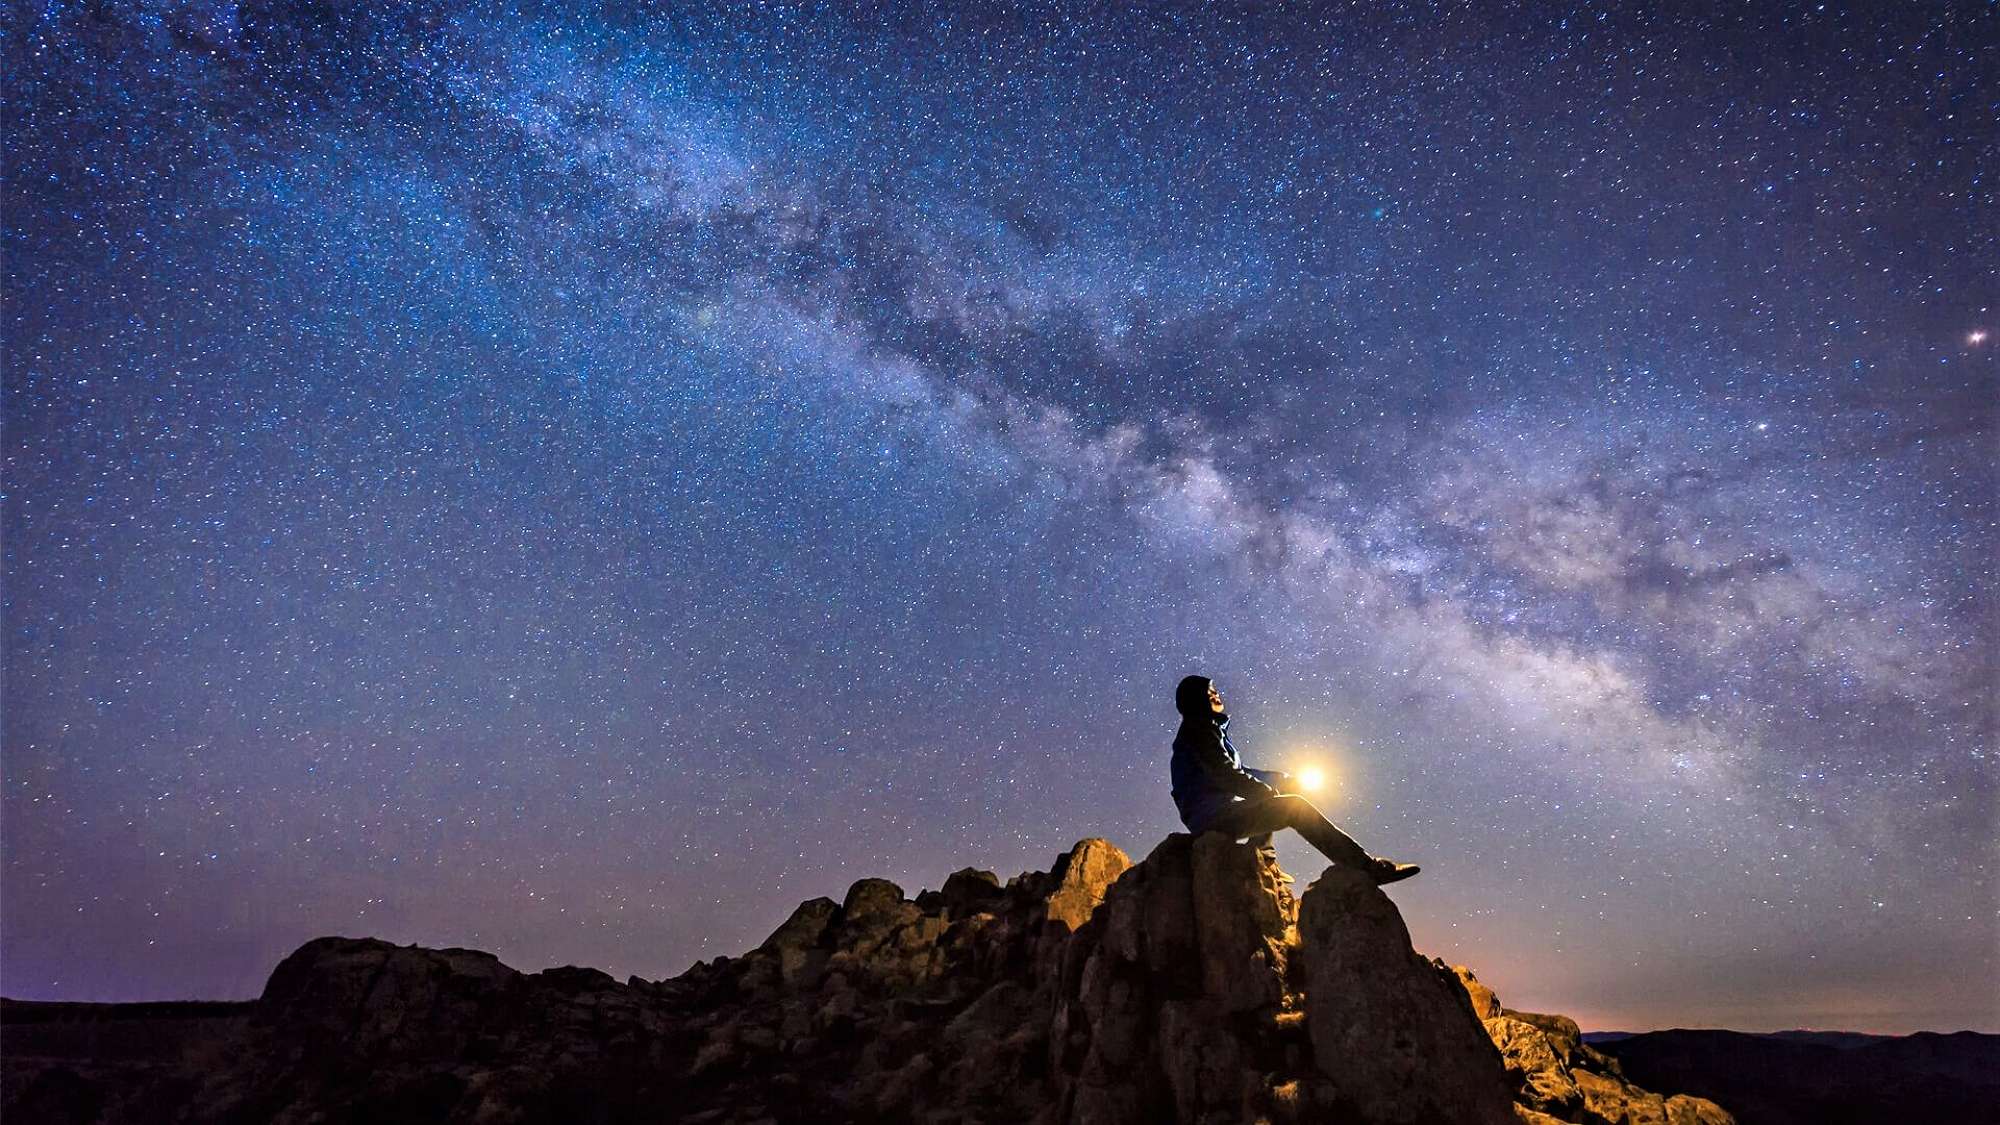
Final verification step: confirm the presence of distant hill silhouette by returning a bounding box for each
[1585,1029,1895,1051]
[1591,1028,2000,1125]
[7,834,1734,1123]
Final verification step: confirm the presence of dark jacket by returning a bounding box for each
[1170,713,1281,831]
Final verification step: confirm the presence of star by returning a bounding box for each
[4,1,1990,1035]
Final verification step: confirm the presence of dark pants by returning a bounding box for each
[1193,793,1374,871]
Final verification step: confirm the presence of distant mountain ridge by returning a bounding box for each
[1588,1028,2000,1125]
[10,833,1734,1123]
[1585,1030,1898,1050]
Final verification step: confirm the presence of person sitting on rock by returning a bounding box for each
[1171,674,1420,885]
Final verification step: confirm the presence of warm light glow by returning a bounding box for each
[1297,765,1327,792]
[1970,329,1989,345]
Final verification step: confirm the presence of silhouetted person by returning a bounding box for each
[1171,674,1420,885]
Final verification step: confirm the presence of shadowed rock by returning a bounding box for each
[1297,864,1516,1124]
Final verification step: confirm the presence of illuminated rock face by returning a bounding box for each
[1,835,1732,1125]
[1453,967,1735,1125]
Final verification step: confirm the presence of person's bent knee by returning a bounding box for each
[1273,793,1316,823]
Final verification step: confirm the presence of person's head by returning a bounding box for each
[1175,674,1225,718]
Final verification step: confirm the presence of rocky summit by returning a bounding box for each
[3,834,1734,1124]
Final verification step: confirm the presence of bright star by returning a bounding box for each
[1970,330,1989,345]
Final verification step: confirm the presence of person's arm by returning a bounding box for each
[1243,766,1292,792]
[1188,731,1278,799]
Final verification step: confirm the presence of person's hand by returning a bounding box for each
[1268,771,1296,795]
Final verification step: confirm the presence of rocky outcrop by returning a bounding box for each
[3,834,1734,1125]
[1043,834,1516,1124]
[1450,967,1734,1125]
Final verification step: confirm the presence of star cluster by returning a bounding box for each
[4,2,1993,1032]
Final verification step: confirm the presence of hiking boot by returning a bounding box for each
[1369,857,1421,885]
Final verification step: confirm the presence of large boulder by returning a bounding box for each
[1296,865,1518,1124]
[1046,833,1309,1124]
[256,936,525,1061]
[1486,1014,1584,1117]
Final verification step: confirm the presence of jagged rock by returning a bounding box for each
[761,895,839,952]
[3,834,1736,1125]
[1577,1067,1668,1123]
[1505,1008,1589,1069]
[1047,834,1308,1124]
[1664,1093,1735,1125]
[841,877,909,922]
[1455,964,1503,1019]
[917,866,1007,916]
[1188,831,1294,1014]
[1453,969,1736,1125]
[757,896,838,984]
[1043,838,1133,930]
[1486,1014,1584,1116]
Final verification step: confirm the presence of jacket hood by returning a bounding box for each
[1176,674,1221,720]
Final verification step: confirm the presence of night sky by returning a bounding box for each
[5,2,1994,1034]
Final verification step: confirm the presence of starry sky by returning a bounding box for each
[4,2,1994,1033]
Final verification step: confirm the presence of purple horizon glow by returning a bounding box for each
[4,2,1993,1033]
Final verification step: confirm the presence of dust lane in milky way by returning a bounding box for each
[3,3,1993,1032]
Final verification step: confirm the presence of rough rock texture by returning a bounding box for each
[4,834,1733,1125]
[1298,865,1516,1124]
[1447,968,1734,1125]
[1049,833,1317,1124]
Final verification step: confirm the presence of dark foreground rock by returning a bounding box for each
[3,833,1732,1124]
